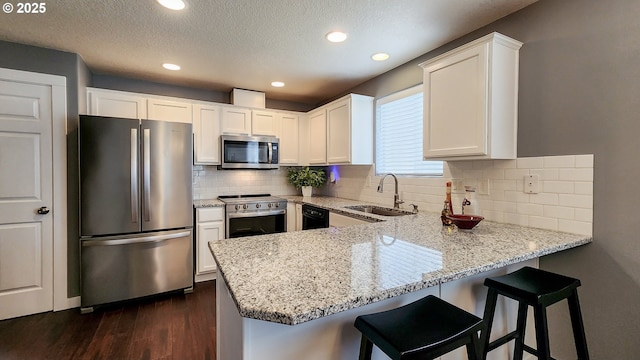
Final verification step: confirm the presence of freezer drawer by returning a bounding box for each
[81,229,193,308]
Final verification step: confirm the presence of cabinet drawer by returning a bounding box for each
[197,207,224,222]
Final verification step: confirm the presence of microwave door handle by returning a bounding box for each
[267,142,273,164]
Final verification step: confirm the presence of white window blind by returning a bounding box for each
[375,85,443,176]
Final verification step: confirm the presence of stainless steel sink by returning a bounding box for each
[344,205,415,217]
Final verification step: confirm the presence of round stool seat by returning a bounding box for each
[354,295,484,360]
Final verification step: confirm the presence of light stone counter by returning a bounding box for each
[209,196,591,326]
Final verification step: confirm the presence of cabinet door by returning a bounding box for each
[147,98,193,124]
[197,221,224,275]
[193,103,221,165]
[295,204,303,231]
[423,42,488,158]
[279,113,300,164]
[307,109,327,164]
[252,110,278,136]
[88,89,147,119]
[221,106,252,135]
[286,203,296,232]
[326,98,351,164]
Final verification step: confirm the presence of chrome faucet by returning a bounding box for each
[377,173,404,208]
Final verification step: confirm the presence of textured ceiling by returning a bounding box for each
[0,0,536,105]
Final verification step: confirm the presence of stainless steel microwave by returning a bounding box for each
[220,135,279,169]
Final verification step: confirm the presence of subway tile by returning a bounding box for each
[559,219,593,236]
[528,216,558,231]
[529,168,559,180]
[574,181,593,195]
[505,168,530,180]
[492,159,517,169]
[505,190,531,203]
[558,168,594,181]
[559,194,593,209]
[575,154,594,168]
[493,201,518,213]
[504,213,529,226]
[543,181,575,194]
[574,208,593,222]
[517,157,544,169]
[543,155,575,168]
[529,193,559,206]
[517,203,544,216]
[543,205,575,220]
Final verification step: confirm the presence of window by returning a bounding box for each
[375,85,443,176]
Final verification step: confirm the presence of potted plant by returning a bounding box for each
[287,166,327,197]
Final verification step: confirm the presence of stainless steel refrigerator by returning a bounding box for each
[79,115,193,311]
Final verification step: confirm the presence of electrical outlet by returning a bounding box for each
[524,174,539,194]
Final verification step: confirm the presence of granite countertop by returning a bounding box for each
[208,196,592,326]
[193,199,225,208]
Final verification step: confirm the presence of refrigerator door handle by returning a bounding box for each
[82,230,191,247]
[143,128,151,222]
[130,128,138,223]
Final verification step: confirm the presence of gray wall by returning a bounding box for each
[346,0,638,358]
[0,40,85,298]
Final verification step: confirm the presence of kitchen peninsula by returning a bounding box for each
[209,197,591,360]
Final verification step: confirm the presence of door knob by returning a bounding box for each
[37,206,50,215]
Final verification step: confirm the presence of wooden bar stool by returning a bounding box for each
[354,295,485,360]
[480,266,589,360]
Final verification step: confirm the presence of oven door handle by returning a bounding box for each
[227,209,286,219]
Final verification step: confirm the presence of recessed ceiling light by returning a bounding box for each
[326,31,347,43]
[157,0,185,10]
[371,53,390,61]
[162,63,181,71]
[271,81,285,88]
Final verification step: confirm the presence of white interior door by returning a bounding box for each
[0,77,54,320]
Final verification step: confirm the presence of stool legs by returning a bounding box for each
[533,304,551,359]
[358,336,373,360]
[567,291,590,359]
[512,302,528,360]
[480,288,498,360]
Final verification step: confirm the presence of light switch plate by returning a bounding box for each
[524,174,539,194]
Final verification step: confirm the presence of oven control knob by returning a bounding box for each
[243,204,248,209]
[235,204,240,210]
[256,203,261,209]
[274,203,279,208]
[267,203,272,208]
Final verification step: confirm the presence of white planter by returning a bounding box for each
[301,186,312,197]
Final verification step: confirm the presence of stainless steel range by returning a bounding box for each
[218,194,287,238]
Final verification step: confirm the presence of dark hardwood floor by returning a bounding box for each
[0,281,216,360]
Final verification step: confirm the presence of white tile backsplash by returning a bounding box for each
[193,155,594,236]
[323,154,593,236]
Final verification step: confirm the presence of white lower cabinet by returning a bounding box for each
[286,203,296,232]
[195,207,225,282]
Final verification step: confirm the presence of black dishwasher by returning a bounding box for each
[302,204,329,230]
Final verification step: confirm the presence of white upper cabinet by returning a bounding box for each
[147,98,193,124]
[193,102,221,165]
[221,106,252,135]
[87,88,147,119]
[326,94,373,165]
[251,110,278,136]
[307,108,327,164]
[420,32,522,160]
[278,112,300,165]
